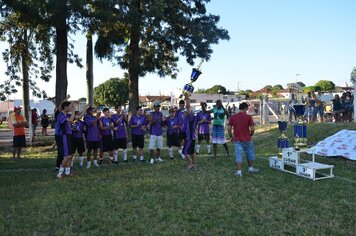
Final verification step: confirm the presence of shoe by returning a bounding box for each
[65,173,74,177]
[112,161,118,165]
[187,164,194,170]
[156,157,163,162]
[234,171,242,177]
[123,160,128,163]
[150,159,154,164]
[140,158,146,162]
[56,174,64,180]
[170,157,174,160]
[94,163,100,167]
[133,158,137,162]
[248,168,260,174]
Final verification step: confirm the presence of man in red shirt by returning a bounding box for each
[10,106,28,159]
[228,102,259,177]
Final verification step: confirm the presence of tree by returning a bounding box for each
[314,80,335,92]
[296,81,305,87]
[351,66,356,84]
[195,88,206,94]
[263,85,272,90]
[302,86,321,93]
[205,85,227,94]
[0,0,53,119]
[272,84,283,91]
[95,0,229,116]
[94,77,129,107]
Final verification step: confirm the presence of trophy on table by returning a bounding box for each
[292,98,307,150]
[179,60,204,99]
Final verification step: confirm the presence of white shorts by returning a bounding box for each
[149,135,163,150]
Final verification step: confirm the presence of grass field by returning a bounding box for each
[1,123,356,235]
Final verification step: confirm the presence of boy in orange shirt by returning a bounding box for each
[10,107,28,159]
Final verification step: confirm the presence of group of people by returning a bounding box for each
[54,96,259,179]
[288,91,354,123]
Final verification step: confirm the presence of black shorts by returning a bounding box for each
[179,132,186,142]
[198,134,210,142]
[87,141,101,151]
[101,134,114,152]
[114,137,127,150]
[71,137,85,154]
[13,135,26,148]
[132,134,144,149]
[57,134,73,157]
[183,140,196,155]
[166,133,180,147]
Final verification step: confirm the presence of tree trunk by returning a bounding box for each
[55,21,68,108]
[86,33,94,106]
[21,31,30,121]
[128,0,141,117]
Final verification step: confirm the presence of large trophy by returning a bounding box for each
[293,104,307,150]
[180,60,204,99]
[277,120,289,159]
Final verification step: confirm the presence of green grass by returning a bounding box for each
[1,123,356,235]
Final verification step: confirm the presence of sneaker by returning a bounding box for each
[150,158,155,164]
[133,158,137,162]
[94,163,100,167]
[234,171,242,177]
[123,160,128,163]
[187,164,194,170]
[65,173,74,177]
[170,156,174,160]
[207,152,211,155]
[56,174,64,180]
[248,168,260,174]
[112,161,119,165]
[156,157,163,162]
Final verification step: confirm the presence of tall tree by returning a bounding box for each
[94,77,129,107]
[205,85,227,94]
[314,80,335,92]
[95,0,229,115]
[0,0,53,119]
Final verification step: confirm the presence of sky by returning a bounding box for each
[1,0,356,100]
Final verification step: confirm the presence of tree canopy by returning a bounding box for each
[204,85,227,95]
[314,80,335,92]
[94,77,129,107]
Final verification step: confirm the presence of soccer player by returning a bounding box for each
[129,106,148,162]
[111,105,128,163]
[56,101,75,179]
[195,102,212,155]
[71,111,86,168]
[176,100,187,159]
[165,108,181,160]
[98,108,115,164]
[182,97,197,170]
[148,102,165,164]
[84,107,101,168]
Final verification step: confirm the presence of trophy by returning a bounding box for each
[293,104,307,150]
[277,120,289,159]
[180,60,204,99]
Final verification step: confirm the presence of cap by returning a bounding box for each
[153,102,161,107]
[14,106,22,112]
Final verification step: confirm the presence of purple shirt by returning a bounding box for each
[72,120,85,138]
[84,114,100,142]
[150,111,163,136]
[99,116,112,136]
[55,112,72,135]
[176,109,187,132]
[111,114,127,139]
[185,112,197,141]
[196,111,211,135]
[165,116,179,135]
[129,114,147,136]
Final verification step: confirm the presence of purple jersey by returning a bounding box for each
[84,114,100,141]
[111,113,127,139]
[55,112,72,135]
[72,120,85,138]
[99,116,112,136]
[165,116,179,135]
[150,111,163,136]
[176,109,187,132]
[129,114,147,136]
[196,111,211,135]
[185,112,197,141]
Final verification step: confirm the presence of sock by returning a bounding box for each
[79,156,84,166]
[168,147,173,158]
[178,149,182,155]
[109,156,114,161]
[196,145,200,153]
[65,167,70,175]
[248,167,254,171]
[123,149,128,161]
[87,161,91,168]
[133,155,137,160]
[113,150,118,161]
[71,157,75,167]
[207,145,211,153]
[93,160,98,165]
[140,156,144,161]
[237,170,242,175]
[57,167,64,177]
